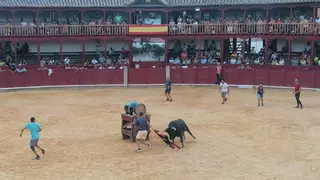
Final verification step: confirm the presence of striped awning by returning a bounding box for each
[129,24,168,35]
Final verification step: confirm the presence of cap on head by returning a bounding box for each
[30,117,35,122]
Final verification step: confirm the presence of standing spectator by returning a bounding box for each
[115,14,123,24]
[216,62,222,84]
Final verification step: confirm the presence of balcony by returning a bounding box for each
[0,23,319,37]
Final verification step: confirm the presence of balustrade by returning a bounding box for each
[0,23,319,37]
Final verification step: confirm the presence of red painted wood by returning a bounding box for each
[238,69,255,85]
[299,70,315,88]
[223,67,238,84]
[269,69,285,86]
[197,68,212,84]
[254,69,269,85]
[128,68,165,84]
[182,68,197,84]
[170,68,183,83]
[283,69,299,87]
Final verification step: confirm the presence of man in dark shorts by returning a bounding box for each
[165,77,172,102]
[20,117,45,160]
[134,112,151,153]
[293,78,303,109]
[256,84,264,106]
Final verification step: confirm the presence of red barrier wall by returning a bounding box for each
[0,66,319,89]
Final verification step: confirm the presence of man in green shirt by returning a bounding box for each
[115,14,123,24]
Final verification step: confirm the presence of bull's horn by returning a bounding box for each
[171,127,176,131]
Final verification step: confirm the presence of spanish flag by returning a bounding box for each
[129,24,168,35]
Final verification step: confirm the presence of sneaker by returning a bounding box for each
[34,155,40,160]
[136,149,142,153]
[41,149,46,155]
[169,99,172,102]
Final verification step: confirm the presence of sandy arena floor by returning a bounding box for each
[0,86,320,180]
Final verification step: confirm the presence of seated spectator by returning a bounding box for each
[168,57,175,64]
[271,52,277,61]
[292,57,299,66]
[111,57,118,64]
[193,56,199,64]
[314,56,319,66]
[64,57,71,69]
[185,58,191,64]
[18,60,27,66]
[106,58,112,65]
[174,56,181,64]
[271,59,278,65]
[230,57,237,64]
[238,63,245,69]
[244,57,250,64]
[38,59,48,70]
[91,58,99,65]
[9,62,27,73]
[115,14,123,24]
[98,55,105,64]
[279,58,285,65]
[181,51,187,60]
[200,56,207,64]
[300,58,307,66]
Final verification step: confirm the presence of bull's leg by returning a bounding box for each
[180,132,185,148]
[186,126,196,139]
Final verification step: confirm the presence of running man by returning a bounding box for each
[256,84,264,106]
[219,79,229,104]
[20,117,45,160]
[134,112,151,153]
[293,78,303,109]
[165,77,172,102]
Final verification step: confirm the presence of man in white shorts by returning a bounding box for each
[135,112,151,153]
[219,79,229,104]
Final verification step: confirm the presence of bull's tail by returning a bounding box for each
[186,126,196,139]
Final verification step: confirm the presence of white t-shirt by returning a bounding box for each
[220,82,229,92]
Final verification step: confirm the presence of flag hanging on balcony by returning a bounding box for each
[129,24,168,35]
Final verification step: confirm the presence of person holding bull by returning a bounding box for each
[134,112,151,153]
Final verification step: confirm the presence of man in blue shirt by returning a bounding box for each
[165,77,172,102]
[124,101,141,115]
[20,117,45,160]
[134,112,151,153]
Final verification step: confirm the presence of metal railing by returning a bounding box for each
[0,23,319,37]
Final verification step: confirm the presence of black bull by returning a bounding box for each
[164,119,196,148]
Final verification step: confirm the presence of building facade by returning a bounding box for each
[0,0,320,67]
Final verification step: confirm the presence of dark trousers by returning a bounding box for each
[216,73,221,84]
[295,92,303,107]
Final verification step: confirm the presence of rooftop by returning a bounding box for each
[0,0,319,8]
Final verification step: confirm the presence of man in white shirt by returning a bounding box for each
[219,79,229,104]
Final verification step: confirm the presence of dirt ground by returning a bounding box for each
[0,86,320,180]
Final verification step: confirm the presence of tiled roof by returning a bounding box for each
[0,0,135,7]
[166,0,320,7]
[0,0,319,7]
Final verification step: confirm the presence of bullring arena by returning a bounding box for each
[1,84,320,180]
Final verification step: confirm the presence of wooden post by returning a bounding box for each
[37,40,40,64]
[165,38,168,65]
[82,40,85,63]
[60,40,63,64]
[220,39,224,63]
[13,40,17,63]
[311,39,315,65]
[104,39,107,57]
[288,39,291,65]
[264,39,269,64]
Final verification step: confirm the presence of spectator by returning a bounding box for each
[174,56,181,64]
[98,55,105,64]
[115,14,123,24]
[9,62,27,73]
[91,58,98,65]
[168,57,174,64]
[18,60,27,66]
[181,51,187,60]
[64,57,71,69]
[292,57,299,66]
[230,57,237,64]
[38,58,47,70]
[279,58,285,65]
[200,56,207,64]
